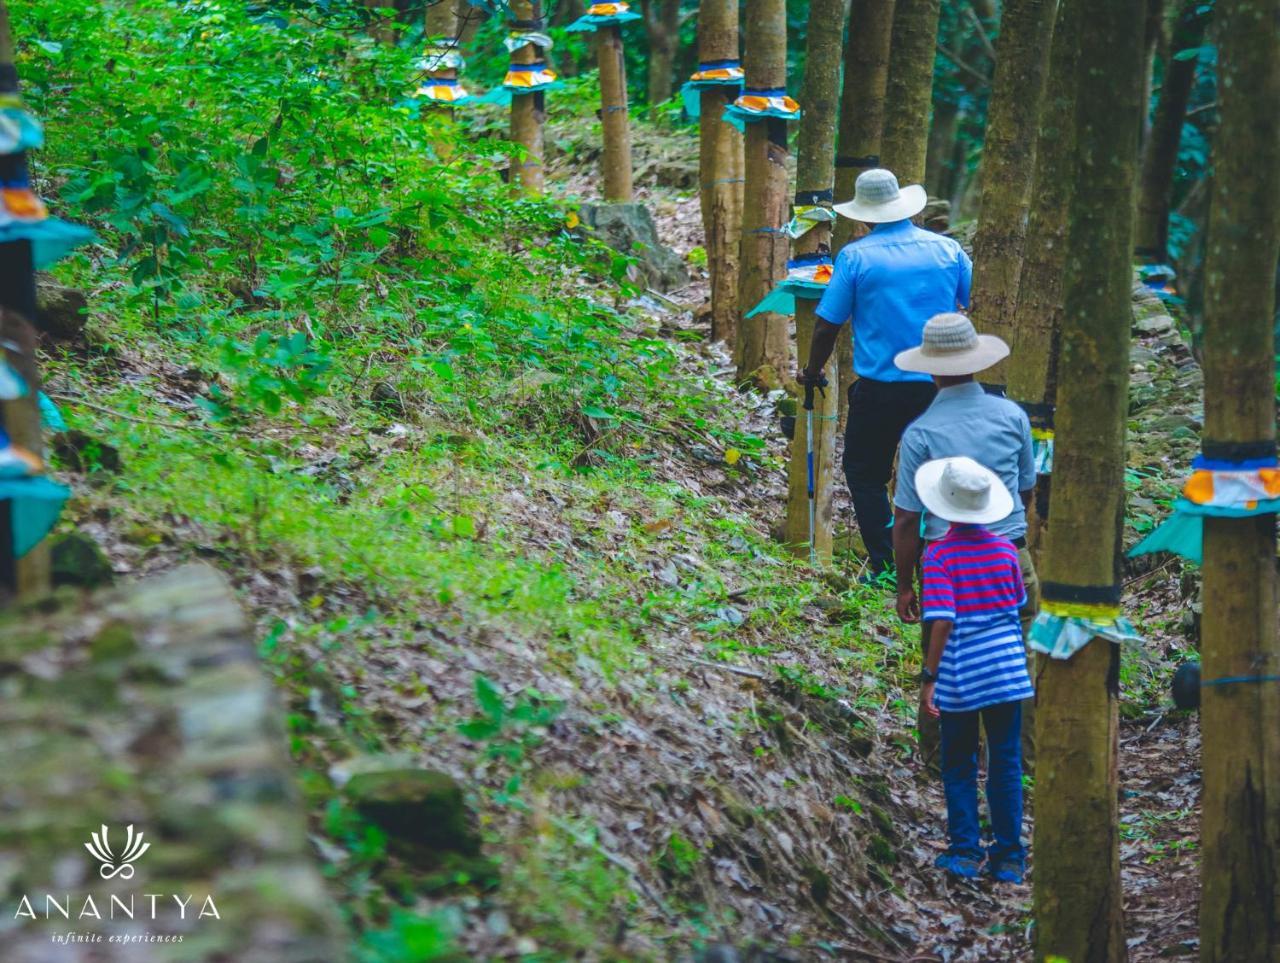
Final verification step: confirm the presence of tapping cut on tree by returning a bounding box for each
[831,0,895,428]
[879,0,942,185]
[968,0,1057,382]
[509,0,547,195]
[1195,0,1280,958]
[734,0,791,381]
[1032,0,1146,959]
[0,0,52,600]
[784,0,847,561]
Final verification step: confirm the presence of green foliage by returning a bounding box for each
[458,674,564,765]
[357,909,465,963]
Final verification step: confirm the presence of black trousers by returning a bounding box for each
[842,377,937,572]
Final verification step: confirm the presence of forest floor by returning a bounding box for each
[547,115,1208,961]
[29,6,1206,957]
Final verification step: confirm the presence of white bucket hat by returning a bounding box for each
[833,168,927,223]
[915,456,1014,526]
[894,312,1010,376]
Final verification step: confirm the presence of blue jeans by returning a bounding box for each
[939,700,1025,865]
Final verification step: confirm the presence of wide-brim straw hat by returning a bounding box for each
[894,312,1010,376]
[915,456,1014,526]
[833,168,928,223]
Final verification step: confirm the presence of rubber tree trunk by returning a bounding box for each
[698,0,744,347]
[785,0,848,560]
[424,0,461,150]
[1133,0,1211,260]
[968,0,1057,382]
[1032,1,1145,960]
[0,3,49,600]
[735,0,790,380]
[643,0,680,106]
[364,0,397,42]
[1009,0,1080,559]
[425,0,459,42]
[597,24,634,201]
[1197,0,1280,957]
[879,0,942,185]
[1140,0,1166,146]
[509,0,546,195]
[924,95,959,198]
[832,0,895,428]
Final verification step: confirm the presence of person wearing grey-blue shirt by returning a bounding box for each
[888,313,1038,637]
[801,168,973,582]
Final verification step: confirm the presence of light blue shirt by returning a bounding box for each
[815,219,973,383]
[894,382,1036,541]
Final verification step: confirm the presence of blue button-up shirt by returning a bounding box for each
[894,382,1036,541]
[815,219,973,383]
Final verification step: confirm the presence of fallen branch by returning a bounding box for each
[49,393,233,434]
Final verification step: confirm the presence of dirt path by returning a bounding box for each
[616,161,1207,960]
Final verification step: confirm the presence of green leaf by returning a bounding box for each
[473,675,505,723]
[451,515,475,538]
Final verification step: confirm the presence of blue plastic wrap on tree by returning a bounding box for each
[745,254,832,318]
[680,60,745,119]
[0,216,94,269]
[1029,612,1143,660]
[566,0,642,30]
[0,476,69,557]
[0,94,43,156]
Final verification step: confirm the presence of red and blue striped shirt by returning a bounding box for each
[922,524,1032,712]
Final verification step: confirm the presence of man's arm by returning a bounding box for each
[956,247,973,310]
[802,318,842,380]
[893,508,923,622]
[803,252,854,381]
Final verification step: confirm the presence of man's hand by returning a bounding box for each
[897,586,921,624]
[800,370,828,411]
[920,681,939,720]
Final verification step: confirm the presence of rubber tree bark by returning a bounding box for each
[0,2,49,600]
[735,0,790,380]
[967,0,1057,382]
[832,0,895,428]
[1140,0,1166,145]
[1133,0,1211,261]
[1009,0,1080,559]
[509,0,546,195]
[643,0,680,106]
[1197,0,1280,957]
[423,0,461,151]
[1032,1,1145,960]
[924,94,960,198]
[785,0,848,560]
[879,0,942,185]
[698,0,744,346]
[597,24,634,201]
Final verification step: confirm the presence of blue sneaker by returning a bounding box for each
[987,859,1024,884]
[934,852,983,879]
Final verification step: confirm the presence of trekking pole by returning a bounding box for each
[802,374,826,565]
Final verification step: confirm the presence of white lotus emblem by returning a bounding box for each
[84,824,151,880]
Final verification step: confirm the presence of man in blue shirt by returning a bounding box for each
[801,168,973,580]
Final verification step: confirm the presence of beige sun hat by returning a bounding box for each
[915,456,1014,526]
[833,168,928,223]
[894,312,1010,376]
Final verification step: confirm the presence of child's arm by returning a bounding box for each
[919,549,956,720]
[920,619,952,719]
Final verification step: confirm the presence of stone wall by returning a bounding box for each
[0,563,348,962]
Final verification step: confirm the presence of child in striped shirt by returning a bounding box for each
[914,456,1033,884]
